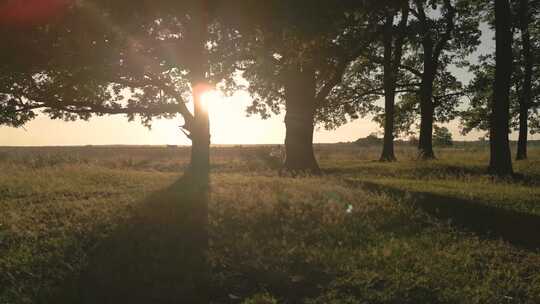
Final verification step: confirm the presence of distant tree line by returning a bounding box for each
[0,0,538,177]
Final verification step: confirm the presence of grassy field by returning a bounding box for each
[1,144,539,303]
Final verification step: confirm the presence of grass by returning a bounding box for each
[0,144,539,303]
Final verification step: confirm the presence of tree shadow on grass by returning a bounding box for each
[52,175,211,304]
[349,180,540,252]
[323,163,486,179]
[326,164,540,186]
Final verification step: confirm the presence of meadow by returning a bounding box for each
[1,143,539,303]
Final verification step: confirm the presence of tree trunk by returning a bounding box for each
[516,0,532,161]
[516,105,528,160]
[415,0,455,160]
[418,52,436,160]
[418,93,435,159]
[380,14,397,162]
[189,84,211,179]
[516,105,529,160]
[381,7,409,162]
[283,65,320,174]
[489,0,514,175]
[184,5,211,300]
[186,2,211,181]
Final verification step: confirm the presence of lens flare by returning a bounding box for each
[0,0,71,27]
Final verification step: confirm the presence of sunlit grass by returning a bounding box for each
[1,144,539,303]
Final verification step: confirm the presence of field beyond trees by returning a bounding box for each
[1,144,540,303]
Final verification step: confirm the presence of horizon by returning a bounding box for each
[2,137,539,148]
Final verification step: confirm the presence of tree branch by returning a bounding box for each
[433,0,456,64]
[316,46,371,104]
[433,91,465,107]
[413,0,428,30]
[392,5,410,70]
[399,64,423,77]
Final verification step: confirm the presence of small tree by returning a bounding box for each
[433,125,453,146]
[355,133,382,145]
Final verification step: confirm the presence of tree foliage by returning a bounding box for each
[433,125,453,146]
[460,0,540,137]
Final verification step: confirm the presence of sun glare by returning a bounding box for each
[200,90,222,111]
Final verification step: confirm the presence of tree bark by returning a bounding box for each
[184,5,211,300]
[489,0,514,175]
[186,2,211,181]
[418,43,436,160]
[414,0,454,160]
[516,0,532,161]
[380,14,397,162]
[517,105,528,160]
[380,7,408,162]
[283,65,321,175]
[189,84,211,179]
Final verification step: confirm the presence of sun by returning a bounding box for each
[200,90,222,111]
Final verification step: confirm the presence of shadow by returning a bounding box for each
[348,180,540,252]
[323,163,486,177]
[51,174,211,304]
[325,163,540,186]
[511,172,540,187]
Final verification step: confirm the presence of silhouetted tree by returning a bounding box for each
[461,0,539,164]
[516,0,536,160]
[350,0,480,160]
[489,0,514,175]
[0,2,182,134]
[0,1,234,180]
[90,0,222,179]
[380,4,409,161]
[459,56,494,136]
[280,1,409,160]
[405,0,481,159]
[219,1,387,174]
[337,2,412,161]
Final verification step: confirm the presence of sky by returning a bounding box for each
[0,23,537,146]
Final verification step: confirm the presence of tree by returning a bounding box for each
[355,132,382,145]
[220,1,384,174]
[460,1,540,161]
[280,1,412,163]
[489,0,514,175]
[0,2,182,131]
[0,0,231,180]
[380,4,410,161]
[345,0,480,160]
[459,56,494,136]
[433,125,453,146]
[88,0,221,179]
[515,0,538,160]
[405,0,481,159]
